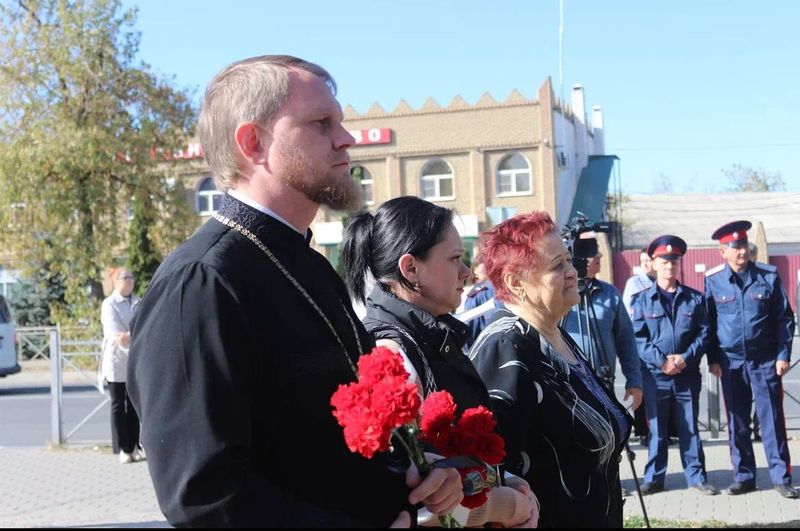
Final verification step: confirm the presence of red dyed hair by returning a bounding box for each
[479,211,558,302]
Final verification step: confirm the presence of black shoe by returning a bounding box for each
[774,484,798,499]
[725,481,757,495]
[640,482,665,495]
[691,482,719,495]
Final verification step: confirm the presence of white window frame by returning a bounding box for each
[196,176,223,215]
[496,153,533,197]
[420,160,455,201]
[351,166,374,205]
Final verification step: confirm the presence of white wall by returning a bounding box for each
[552,86,606,226]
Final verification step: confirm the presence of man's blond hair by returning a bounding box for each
[197,55,336,191]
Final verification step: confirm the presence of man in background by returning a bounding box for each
[704,220,796,499]
[563,233,643,413]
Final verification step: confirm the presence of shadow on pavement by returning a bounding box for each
[75,521,171,528]
[0,385,99,396]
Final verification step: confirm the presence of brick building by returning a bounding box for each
[0,78,613,295]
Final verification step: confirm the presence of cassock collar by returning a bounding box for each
[365,286,470,352]
[217,193,314,248]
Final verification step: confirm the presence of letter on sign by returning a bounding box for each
[348,128,392,146]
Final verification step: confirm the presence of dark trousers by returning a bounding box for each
[720,358,791,486]
[108,381,140,454]
[643,371,707,487]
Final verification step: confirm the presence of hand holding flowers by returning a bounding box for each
[331,347,508,527]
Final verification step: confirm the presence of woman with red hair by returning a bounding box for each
[469,212,631,528]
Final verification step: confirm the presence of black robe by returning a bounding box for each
[128,194,409,527]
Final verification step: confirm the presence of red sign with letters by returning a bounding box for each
[349,128,392,146]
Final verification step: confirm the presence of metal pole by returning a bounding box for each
[559,0,565,104]
[707,368,720,439]
[49,329,63,446]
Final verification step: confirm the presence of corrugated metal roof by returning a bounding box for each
[621,192,800,249]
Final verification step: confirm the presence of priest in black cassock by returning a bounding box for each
[127,55,463,528]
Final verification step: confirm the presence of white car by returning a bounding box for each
[0,298,20,377]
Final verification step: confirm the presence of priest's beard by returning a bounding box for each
[278,140,362,211]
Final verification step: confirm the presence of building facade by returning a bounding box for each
[0,78,611,295]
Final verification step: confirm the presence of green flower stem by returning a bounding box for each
[395,424,461,528]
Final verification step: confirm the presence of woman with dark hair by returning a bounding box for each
[469,211,631,528]
[341,196,537,528]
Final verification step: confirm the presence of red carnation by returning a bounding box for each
[420,390,457,439]
[357,346,409,385]
[452,406,506,465]
[419,397,506,511]
[331,348,421,459]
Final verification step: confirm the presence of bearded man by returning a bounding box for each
[127,56,463,527]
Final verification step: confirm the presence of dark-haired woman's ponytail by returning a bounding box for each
[340,211,375,303]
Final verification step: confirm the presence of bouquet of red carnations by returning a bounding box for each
[330,346,505,525]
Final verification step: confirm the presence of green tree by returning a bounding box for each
[126,189,160,296]
[723,164,786,192]
[0,0,196,323]
[8,267,67,327]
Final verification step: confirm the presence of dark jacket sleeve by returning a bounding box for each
[470,331,537,477]
[612,291,642,389]
[703,277,723,364]
[680,296,710,366]
[128,263,372,527]
[631,294,667,370]
[771,274,796,363]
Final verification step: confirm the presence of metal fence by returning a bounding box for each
[17,324,800,446]
[17,326,107,446]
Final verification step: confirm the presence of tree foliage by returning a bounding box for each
[7,268,66,327]
[0,0,196,322]
[126,189,160,297]
[723,164,786,192]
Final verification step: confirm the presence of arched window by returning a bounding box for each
[350,166,374,205]
[196,175,223,215]
[496,153,532,195]
[420,159,454,200]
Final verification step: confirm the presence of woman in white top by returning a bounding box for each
[101,267,143,464]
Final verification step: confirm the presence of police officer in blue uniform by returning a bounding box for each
[632,235,718,495]
[704,220,797,499]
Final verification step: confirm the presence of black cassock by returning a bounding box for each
[128,194,409,527]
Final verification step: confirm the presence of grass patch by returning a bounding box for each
[625,516,728,528]
[625,516,800,528]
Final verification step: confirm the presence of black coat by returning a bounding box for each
[469,309,631,528]
[362,286,491,414]
[128,195,409,527]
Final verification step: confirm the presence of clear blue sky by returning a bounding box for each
[124,0,800,194]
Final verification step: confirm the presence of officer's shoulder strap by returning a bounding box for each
[705,263,726,277]
[752,261,777,273]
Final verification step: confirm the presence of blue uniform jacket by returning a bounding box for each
[704,262,795,362]
[564,278,643,389]
[631,282,711,373]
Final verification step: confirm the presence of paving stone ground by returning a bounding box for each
[620,436,800,527]
[1,437,798,528]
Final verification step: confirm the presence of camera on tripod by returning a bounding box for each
[561,213,613,281]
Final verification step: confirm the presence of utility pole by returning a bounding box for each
[559,0,565,104]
